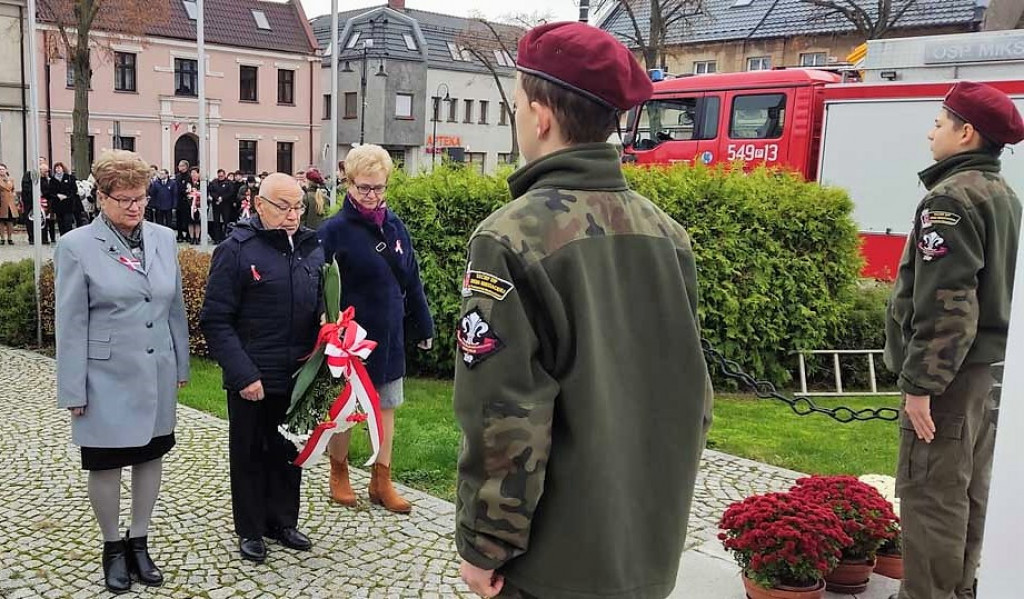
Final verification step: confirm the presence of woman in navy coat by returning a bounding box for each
[317,144,434,514]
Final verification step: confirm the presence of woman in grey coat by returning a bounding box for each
[55,150,190,594]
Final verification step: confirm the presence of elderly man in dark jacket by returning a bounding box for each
[200,173,324,565]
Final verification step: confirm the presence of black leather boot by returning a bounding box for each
[102,540,131,594]
[125,532,164,586]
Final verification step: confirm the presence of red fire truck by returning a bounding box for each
[622,31,1024,280]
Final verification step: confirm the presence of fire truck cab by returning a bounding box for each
[624,69,840,180]
[623,30,1024,280]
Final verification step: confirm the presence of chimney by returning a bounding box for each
[388,0,406,10]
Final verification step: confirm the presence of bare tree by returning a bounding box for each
[800,0,920,39]
[457,18,531,163]
[586,0,705,70]
[39,0,168,176]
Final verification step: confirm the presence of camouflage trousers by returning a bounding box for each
[895,363,998,599]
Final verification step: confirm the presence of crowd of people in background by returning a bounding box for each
[0,157,346,246]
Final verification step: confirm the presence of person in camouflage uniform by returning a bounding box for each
[884,81,1024,599]
[453,22,713,599]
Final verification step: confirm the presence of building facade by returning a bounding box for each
[599,0,1007,77]
[30,0,319,177]
[0,0,27,177]
[312,1,518,174]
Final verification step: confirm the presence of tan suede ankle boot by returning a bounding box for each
[329,457,357,506]
[368,463,412,514]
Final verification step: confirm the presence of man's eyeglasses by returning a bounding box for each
[259,196,306,215]
[354,184,387,197]
[105,192,148,209]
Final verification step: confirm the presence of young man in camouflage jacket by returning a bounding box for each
[884,81,1024,599]
[452,22,714,599]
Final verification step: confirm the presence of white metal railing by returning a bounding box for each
[796,349,900,396]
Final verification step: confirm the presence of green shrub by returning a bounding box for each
[804,281,896,391]
[386,165,511,376]
[625,163,863,385]
[0,260,40,348]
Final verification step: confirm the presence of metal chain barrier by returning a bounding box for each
[702,339,901,423]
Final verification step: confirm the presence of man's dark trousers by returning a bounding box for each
[227,391,302,538]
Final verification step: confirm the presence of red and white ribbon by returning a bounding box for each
[293,308,382,469]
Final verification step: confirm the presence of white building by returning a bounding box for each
[311,0,519,174]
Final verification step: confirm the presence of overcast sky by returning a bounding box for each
[299,0,583,23]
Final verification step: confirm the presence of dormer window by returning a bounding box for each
[252,10,271,30]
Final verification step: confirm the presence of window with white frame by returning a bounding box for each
[493,50,515,67]
[479,100,489,124]
[182,0,197,20]
[693,60,717,74]
[252,10,270,30]
[396,93,414,119]
[799,52,828,67]
[347,32,361,49]
[447,42,463,61]
[403,34,418,51]
[747,56,772,71]
[466,152,485,174]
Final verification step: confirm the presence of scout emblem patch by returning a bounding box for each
[457,308,502,368]
[461,264,514,301]
[918,231,948,261]
[920,208,961,229]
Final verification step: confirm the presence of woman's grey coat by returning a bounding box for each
[55,219,190,448]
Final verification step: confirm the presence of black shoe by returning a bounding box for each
[102,540,132,594]
[239,537,267,563]
[6,239,12,245]
[267,527,312,551]
[125,532,163,587]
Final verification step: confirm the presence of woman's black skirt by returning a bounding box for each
[80,433,176,471]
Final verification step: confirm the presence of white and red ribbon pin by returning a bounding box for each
[250,264,262,282]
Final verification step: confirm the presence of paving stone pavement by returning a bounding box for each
[0,345,890,598]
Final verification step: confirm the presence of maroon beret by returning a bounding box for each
[943,81,1024,147]
[516,22,653,111]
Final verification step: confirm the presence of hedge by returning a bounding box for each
[4,162,874,387]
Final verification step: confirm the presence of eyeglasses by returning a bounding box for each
[105,192,148,209]
[259,196,306,215]
[354,184,387,197]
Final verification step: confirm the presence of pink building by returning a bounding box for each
[37,0,320,176]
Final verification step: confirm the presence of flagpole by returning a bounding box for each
[329,0,339,208]
[26,0,44,345]
[197,0,208,248]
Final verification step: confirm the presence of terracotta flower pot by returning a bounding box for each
[825,557,876,594]
[742,575,826,599]
[874,552,904,580]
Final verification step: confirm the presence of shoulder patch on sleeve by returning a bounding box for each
[920,208,962,229]
[457,308,504,368]
[918,230,950,261]
[461,265,515,301]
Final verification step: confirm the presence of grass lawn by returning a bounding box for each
[180,356,900,502]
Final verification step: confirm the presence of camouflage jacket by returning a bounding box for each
[453,143,713,599]
[884,151,1021,396]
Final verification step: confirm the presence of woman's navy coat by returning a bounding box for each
[317,199,433,386]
